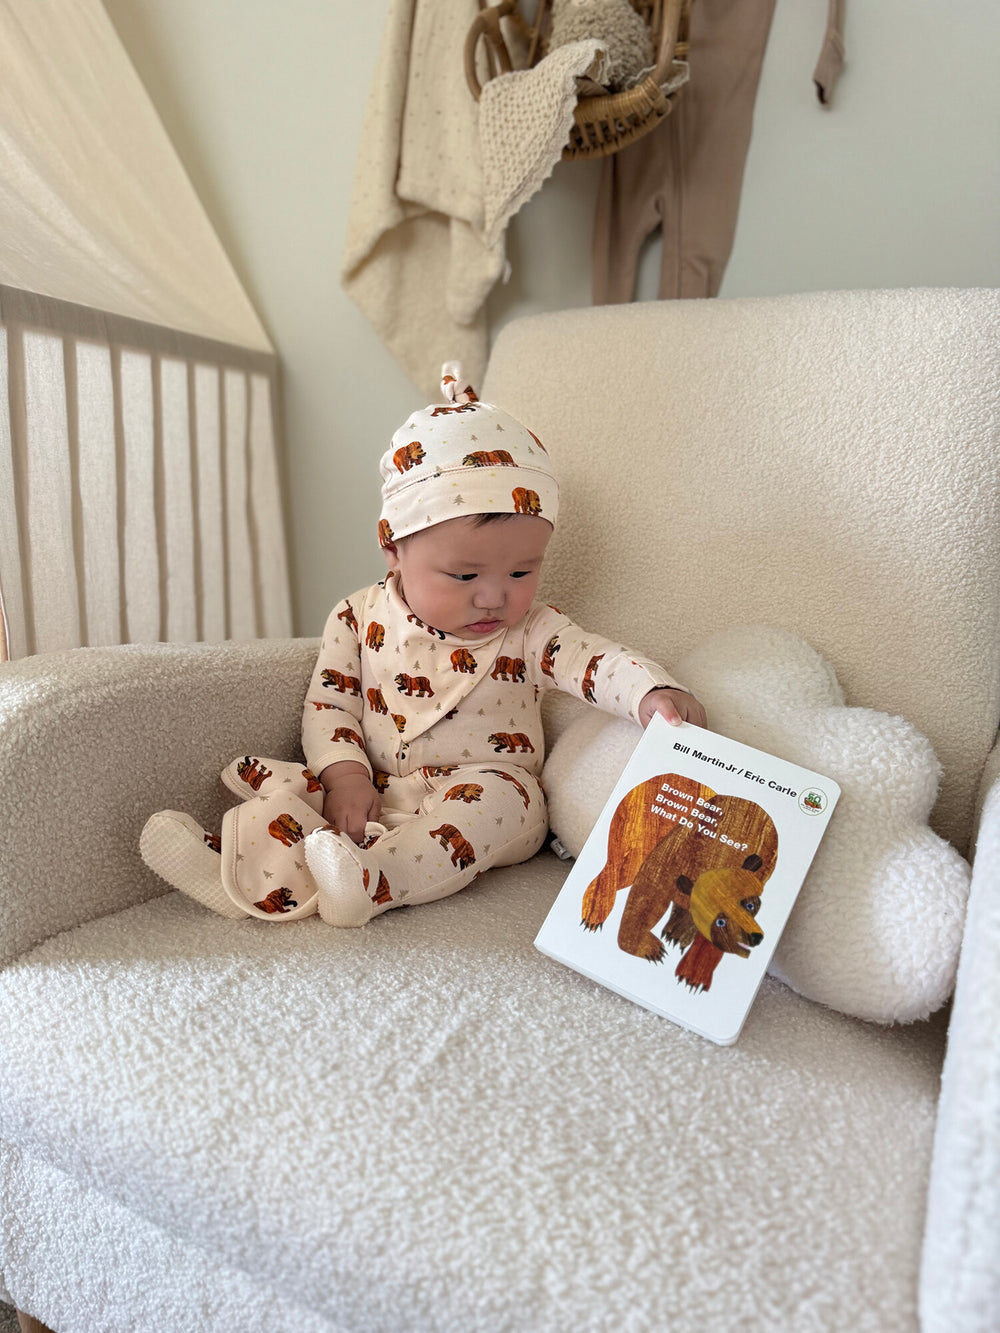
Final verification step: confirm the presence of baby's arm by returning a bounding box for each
[525,604,707,728]
[302,595,379,844]
[319,761,382,844]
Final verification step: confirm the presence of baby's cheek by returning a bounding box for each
[515,579,539,614]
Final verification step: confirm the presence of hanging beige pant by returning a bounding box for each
[593,0,845,303]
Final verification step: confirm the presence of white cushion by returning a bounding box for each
[543,626,971,1023]
[0,1141,332,1333]
[0,855,945,1331]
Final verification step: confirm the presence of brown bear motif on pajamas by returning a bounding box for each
[491,656,526,683]
[322,669,362,696]
[366,622,386,651]
[368,687,389,714]
[444,783,484,803]
[255,887,298,914]
[331,727,365,749]
[236,756,272,791]
[488,732,534,754]
[395,673,434,698]
[268,813,305,847]
[581,654,604,703]
[484,769,532,809]
[429,824,477,869]
[540,636,560,679]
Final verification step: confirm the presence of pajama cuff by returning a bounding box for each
[305,743,373,781]
[624,673,689,727]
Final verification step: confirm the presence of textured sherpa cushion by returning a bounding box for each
[542,626,971,1024]
[0,870,948,1332]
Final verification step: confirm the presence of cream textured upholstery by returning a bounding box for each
[1,290,997,1332]
[486,289,1000,855]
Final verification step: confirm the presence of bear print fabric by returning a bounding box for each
[305,763,549,926]
[218,762,548,922]
[146,574,685,924]
[299,572,683,787]
[221,755,327,810]
[220,788,327,920]
[542,625,971,1024]
[377,363,560,546]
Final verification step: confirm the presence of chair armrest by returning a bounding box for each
[920,753,1000,1330]
[971,730,1000,848]
[0,638,318,966]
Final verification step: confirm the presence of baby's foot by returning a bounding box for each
[140,810,247,919]
[304,825,392,928]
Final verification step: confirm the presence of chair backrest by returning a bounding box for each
[483,288,1000,854]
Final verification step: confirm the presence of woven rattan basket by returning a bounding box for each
[465,0,692,161]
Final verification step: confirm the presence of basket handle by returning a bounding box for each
[466,0,687,104]
[465,0,517,102]
[651,0,686,85]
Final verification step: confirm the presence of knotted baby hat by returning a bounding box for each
[378,362,559,548]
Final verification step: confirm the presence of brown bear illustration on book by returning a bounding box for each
[581,773,779,992]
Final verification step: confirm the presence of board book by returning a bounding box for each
[534,715,840,1044]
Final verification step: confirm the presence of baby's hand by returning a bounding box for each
[320,762,382,844]
[639,686,707,731]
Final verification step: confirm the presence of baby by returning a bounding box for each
[140,365,705,927]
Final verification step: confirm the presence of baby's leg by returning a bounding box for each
[141,788,329,921]
[305,764,548,927]
[140,810,247,919]
[220,789,329,920]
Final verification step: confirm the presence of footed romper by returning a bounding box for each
[592,0,846,305]
[142,575,683,924]
[593,0,777,304]
[212,756,548,921]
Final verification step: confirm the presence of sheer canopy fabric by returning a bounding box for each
[0,0,271,352]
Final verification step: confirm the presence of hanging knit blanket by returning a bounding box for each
[479,38,605,249]
[341,0,501,397]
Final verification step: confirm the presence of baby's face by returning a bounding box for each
[384,514,552,639]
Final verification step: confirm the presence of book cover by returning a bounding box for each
[534,714,840,1044]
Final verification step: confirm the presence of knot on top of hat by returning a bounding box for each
[441,361,479,407]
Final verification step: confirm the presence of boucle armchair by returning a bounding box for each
[2,288,997,1332]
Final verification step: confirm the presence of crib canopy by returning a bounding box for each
[0,0,290,659]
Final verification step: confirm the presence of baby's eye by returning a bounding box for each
[511,571,531,579]
[450,573,477,582]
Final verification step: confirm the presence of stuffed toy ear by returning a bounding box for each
[542,625,971,1025]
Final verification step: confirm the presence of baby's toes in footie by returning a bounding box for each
[305,826,391,928]
[140,810,247,919]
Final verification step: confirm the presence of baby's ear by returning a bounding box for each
[382,539,401,573]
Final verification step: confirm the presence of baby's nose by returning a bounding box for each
[473,584,502,609]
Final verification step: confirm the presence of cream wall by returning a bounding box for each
[102,0,1000,637]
